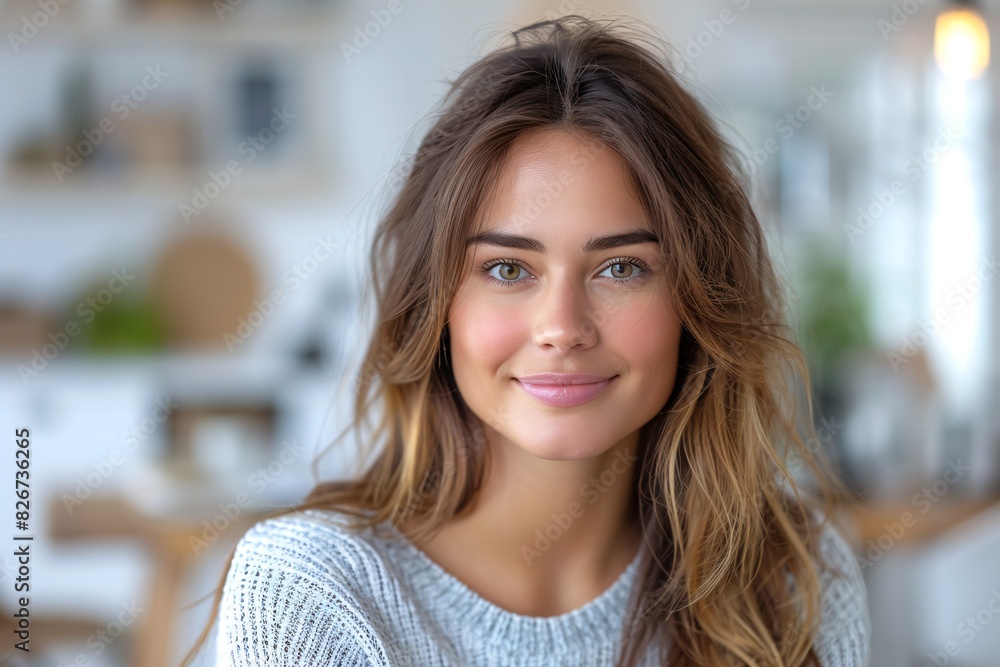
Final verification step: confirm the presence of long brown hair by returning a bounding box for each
[183,15,852,666]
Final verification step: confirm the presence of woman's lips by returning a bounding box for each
[515,376,614,407]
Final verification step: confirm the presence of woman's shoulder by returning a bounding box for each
[217,507,393,666]
[810,515,872,666]
[228,507,387,580]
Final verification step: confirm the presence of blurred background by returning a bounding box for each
[0,0,998,664]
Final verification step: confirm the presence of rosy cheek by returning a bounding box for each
[591,289,664,336]
[608,297,679,359]
[450,295,526,374]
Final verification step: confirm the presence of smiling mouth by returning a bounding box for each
[514,376,616,408]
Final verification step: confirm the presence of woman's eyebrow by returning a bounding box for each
[465,228,658,253]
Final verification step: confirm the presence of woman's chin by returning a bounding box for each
[505,434,614,462]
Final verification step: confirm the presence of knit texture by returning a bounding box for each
[216,508,870,666]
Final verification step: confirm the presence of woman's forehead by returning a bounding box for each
[468,134,647,236]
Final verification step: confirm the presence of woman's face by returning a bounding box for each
[447,128,683,461]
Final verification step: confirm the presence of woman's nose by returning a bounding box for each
[531,276,599,351]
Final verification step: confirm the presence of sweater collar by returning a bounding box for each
[377,519,644,658]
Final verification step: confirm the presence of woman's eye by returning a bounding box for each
[603,262,636,279]
[484,262,526,286]
[598,260,649,283]
[494,263,523,281]
[480,257,650,288]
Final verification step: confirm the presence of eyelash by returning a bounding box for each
[479,257,652,288]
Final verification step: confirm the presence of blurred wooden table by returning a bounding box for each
[839,494,1000,549]
[48,494,267,667]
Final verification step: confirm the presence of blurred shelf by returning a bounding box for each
[1,162,340,206]
[0,7,351,48]
[0,350,302,402]
[843,495,1000,549]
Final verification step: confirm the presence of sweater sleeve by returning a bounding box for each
[215,517,390,667]
[812,521,872,667]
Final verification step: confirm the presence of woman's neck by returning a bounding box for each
[400,435,643,617]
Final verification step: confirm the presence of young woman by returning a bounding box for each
[188,14,870,667]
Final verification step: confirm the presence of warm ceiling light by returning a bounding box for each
[935,0,991,80]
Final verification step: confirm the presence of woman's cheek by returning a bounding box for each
[610,292,680,357]
[451,295,525,371]
[591,289,660,339]
[465,300,525,361]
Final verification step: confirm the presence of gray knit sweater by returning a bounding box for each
[216,508,870,666]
